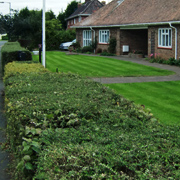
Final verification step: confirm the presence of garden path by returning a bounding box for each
[91,55,180,84]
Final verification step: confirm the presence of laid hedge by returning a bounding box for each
[4,62,180,179]
[1,42,32,75]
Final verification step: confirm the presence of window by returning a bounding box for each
[99,30,110,44]
[79,16,81,22]
[83,30,92,47]
[158,28,172,48]
[74,18,76,24]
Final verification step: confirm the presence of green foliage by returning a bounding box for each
[57,0,78,30]
[149,56,180,66]
[71,41,80,50]
[106,81,180,125]
[0,13,15,40]
[59,29,76,45]
[4,62,180,179]
[2,35,8,40]
[57,12,66,30]
[90,36,98,51]
[101,49,115,56]
[0,7,65,50]
[108,37,117,54]
[81,46,93,53]
[1,42,32,74]
[96,48,102,54]
[46,19,62,50]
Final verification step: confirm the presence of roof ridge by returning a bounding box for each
[80,0,94,14]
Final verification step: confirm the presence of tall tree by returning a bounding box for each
[57,0,79,30]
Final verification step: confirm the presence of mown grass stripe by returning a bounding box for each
[106,81,180,125]
[33,51,173,77]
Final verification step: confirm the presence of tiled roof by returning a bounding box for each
[73,0,180,27]
[66,0,104,20]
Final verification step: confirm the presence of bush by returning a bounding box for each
[1,42,32,75]
[71,41,80,50]
[96,48,102,54]
[101,49,115,56]
[108,37,116,54]
[81,46,93,53]
[4,62,180,179]
[2,35,8,40]
[149,56,180,66]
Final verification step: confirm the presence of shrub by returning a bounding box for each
[4,62,180,179]
[2,35,8,40]
[101,49,115,56]
[108,37,116,54]
[96,48,102,54]
[81,46,93,53]
[149,55,180,66]
[1,42,32,75]
[72,41,80,50]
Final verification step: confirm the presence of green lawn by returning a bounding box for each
[33,51,173,77]
[106,81,180,125]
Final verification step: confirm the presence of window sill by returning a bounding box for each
[158,47,172,50]
[98,43,109,45]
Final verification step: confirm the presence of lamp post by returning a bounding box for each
[42,0,46,67]
[0,1,11,14]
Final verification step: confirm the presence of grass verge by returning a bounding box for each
[106,81,180,125]
[32,51,174,77]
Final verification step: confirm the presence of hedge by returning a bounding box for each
[4,62,180,180]
[1,42,32,75]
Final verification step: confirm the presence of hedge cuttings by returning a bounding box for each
[1,42,32,75]
[4,62,180,180]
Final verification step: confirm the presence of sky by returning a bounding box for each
[0,0,110,16]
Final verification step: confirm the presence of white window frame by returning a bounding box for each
[74,18,76,24]
[83,30,92,47]
[99,30,110,44]
[158,28,172,48]
[79,16,81,22]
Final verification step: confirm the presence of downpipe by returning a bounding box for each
[169,23,178,60]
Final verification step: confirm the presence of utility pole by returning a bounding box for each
[42,0,46,67]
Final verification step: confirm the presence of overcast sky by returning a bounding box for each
[0,0,110,16]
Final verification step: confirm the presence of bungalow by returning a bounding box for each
[66,0,105,29]
[72,0,180,60]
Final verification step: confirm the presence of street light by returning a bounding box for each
[42,0,46,67]
[0,1,11,14]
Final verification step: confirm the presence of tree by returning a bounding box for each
[0,13,15,40]
[57,11,66,30]
[57,0,79,30]
[65,0,78,18]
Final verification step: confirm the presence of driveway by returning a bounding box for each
[0,41,11,180]
[92,55,180,84]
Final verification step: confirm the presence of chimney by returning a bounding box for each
[85,0,91,3]
[78,3,82,8]
[101,1,106,5]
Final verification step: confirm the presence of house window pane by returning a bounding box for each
[99,30,110,43]
[158,28,172,48]
[83,30,92,47]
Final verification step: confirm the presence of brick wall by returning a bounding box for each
[148,25,180,60]
[67,16,89,29]
[120,29,148,55]
[76,25,180,59]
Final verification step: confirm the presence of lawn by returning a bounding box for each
[106,81,180,126]
[32,51,173,77]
